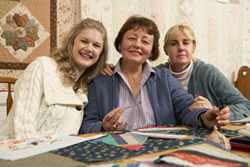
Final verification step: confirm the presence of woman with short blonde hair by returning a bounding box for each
[162,24,250,120]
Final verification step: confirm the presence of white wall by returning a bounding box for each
[80,0,250,81]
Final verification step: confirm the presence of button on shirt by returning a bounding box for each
[114,62,156,130]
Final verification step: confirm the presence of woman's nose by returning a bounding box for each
[178,42,184,49]
[85,44,93,51]
[134,39,142,48]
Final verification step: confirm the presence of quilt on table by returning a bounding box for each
[52,138,203,163]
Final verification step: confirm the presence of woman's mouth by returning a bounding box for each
[129,49,142,55]
[79,52,94,59]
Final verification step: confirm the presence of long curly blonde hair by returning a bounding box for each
[51,18,108,90]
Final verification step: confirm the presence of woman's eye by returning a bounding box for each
[81,39,88,43]
[183,40,192,45]
[93,43,101,48]
[142,40,150,45]
[128,37,136,40]
[169,42,177,46]
[183,41,191,45]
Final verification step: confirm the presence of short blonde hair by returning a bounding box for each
[163,24,196,55]
[51,18,108,89]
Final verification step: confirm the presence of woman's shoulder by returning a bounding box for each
[153,66,172,77]
[87,74,117,94]
[26,56,55,69]
[34,56,56,66]
[31,56,57,72]
[194,59,221,74]
[151,67,179,85]
[156,62,169,69]
[193,59,226,83]
[195,59,217,70]
[89,73,115,85]
[20,56,58,82]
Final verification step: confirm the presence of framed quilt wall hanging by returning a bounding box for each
[0,0,53,71]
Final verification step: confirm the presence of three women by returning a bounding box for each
[80,16,230,133]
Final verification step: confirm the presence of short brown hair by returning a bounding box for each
[114,15,160,61]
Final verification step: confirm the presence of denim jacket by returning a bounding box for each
[80,67,207,133]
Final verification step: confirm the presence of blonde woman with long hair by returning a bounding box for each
[1,18,108,139]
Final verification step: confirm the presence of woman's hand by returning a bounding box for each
[100,64,114,76]
[200,106,230,128]
[189,96,213,110]
[102,107,126,131]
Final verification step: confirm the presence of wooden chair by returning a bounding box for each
[0,76,17,115]
[234,66,250,100]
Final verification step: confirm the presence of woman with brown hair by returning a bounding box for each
[81,16,230,133]
[101,24,249,121]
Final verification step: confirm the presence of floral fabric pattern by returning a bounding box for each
[0,3,49,61]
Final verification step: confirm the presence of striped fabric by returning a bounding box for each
[114,62,156,130]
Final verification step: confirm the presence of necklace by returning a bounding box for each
[124,72,142,96]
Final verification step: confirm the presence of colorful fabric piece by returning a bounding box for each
[52,127,240,163]
[90,133,148,146]
[155,143,248,167]
[121,144,144,151]
[52,138,202,163]
[119,132,148,145]
[99,134,119,146]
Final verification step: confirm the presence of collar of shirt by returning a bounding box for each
[113,58,155,86]
[169,60,193,90]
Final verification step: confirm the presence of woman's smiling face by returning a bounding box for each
[119,27,154,64]
[72,28,104,71]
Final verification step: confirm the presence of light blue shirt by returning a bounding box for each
[114,61,156,129]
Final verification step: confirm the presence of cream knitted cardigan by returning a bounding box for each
[0,56,87,139]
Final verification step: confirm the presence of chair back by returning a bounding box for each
[234,66,250,100]
[0,76,17,115]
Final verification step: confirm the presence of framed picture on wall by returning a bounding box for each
[0,0,55,70]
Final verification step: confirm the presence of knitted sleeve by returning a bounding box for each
[13,59,44,139]
[198,63,250,120]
